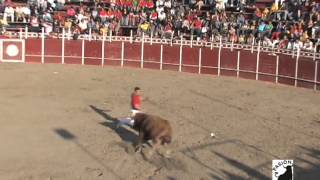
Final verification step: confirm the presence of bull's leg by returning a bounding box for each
[152,134,172,158]
[135,130,145,152]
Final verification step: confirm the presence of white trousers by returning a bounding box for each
[117,109,140,127]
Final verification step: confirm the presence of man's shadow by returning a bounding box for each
[89,105,138,145]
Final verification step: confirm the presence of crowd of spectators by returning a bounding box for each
[0,0,320,52]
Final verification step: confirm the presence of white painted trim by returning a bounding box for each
[198,48,202,74]
[81,39,85,65]
[160,44,163,70]
[256,41,261,80]
[218,36,222,76]
[141,33,144,69]
[231,37,234,52]
[68,27,71,40]
[315,61,318,90]
[150,33,153,45]
[237,51,240,78]
[109,30,112,42]
[41,28,45,64]
[19,28,22,39]
[313,45,317,61]
[121,41,124,67]
[25,26,28,39]
[89,28,92,42]
[102,34,105,66]
[251,37,254,53]
[294,48,300,87]
[130,30,133,44]
[62,29,65,64]
[21,40,25,63]
[276,55,279,84]
[170,32,173,46]
[190,35,193,48]
[179,36,183,72]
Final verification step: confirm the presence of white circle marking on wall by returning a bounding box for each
[6,44,19,57]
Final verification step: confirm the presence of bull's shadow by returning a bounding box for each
[89,105,138,145]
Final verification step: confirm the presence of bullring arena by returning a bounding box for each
[0,34,320,180]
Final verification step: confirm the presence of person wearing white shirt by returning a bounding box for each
[158,11,166,22]
[4,6,15,22]
[303,39,314,51]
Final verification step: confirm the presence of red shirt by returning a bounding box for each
[194,19,202,30]
[131,93,141,110]
[146,1,154,8]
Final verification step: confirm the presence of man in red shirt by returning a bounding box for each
[117,87,142,128]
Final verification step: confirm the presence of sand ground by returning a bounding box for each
[0,63,319,180]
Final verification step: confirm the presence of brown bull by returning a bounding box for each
[133,113,172,153]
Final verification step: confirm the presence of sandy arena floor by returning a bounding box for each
[0,63,319,180]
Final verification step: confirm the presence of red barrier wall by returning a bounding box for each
[162,45,180,71]
[297,57,315,89]
[123,42,141,68]
[104,41,122,66]
[220,48,237,76]
[278,54,296,86]
[239,50,257,80]
[84,41,102,66]
[144,44,161,70]
[20,38,320,91]
[182,47,199,73]
[44,39,62,64]
[25,39,42,63]
[64,40,82,64]
[201,48,218,75]
[258,52,277,82]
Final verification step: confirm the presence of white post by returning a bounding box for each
[198,48,202,74]
[170,32,173,46]
[256,41,261,80]
[109,30,112,42]
[81,39,85,65]
[210,36,213,50]
[102,33,105,66]
[62,29,65,64]
[292,43,295,58]
[276,55,279,84]
[130,30,133,44]
[141,32,144,69]
[231,37,234,52]
[294,47,300,87]
[41,27,45,64]
[218,36,222,76]
[89,28,92,42]
[237,50,240,78]
[313,45,317,61]
[68,27,71,40]
[19,28,22,39]
[251,37,255,53]
[25,26,28,39]
[160,44,163,70]
[190,34,193,48]
[179,35,183,72]
[150,32,153,45]
[121,41,124,67]
[315,61,318,90]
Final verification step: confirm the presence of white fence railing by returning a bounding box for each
[4,28,320,61]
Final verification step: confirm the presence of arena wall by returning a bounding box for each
[1,37,319,91]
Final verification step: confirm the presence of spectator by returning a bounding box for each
[4,5,14,22]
